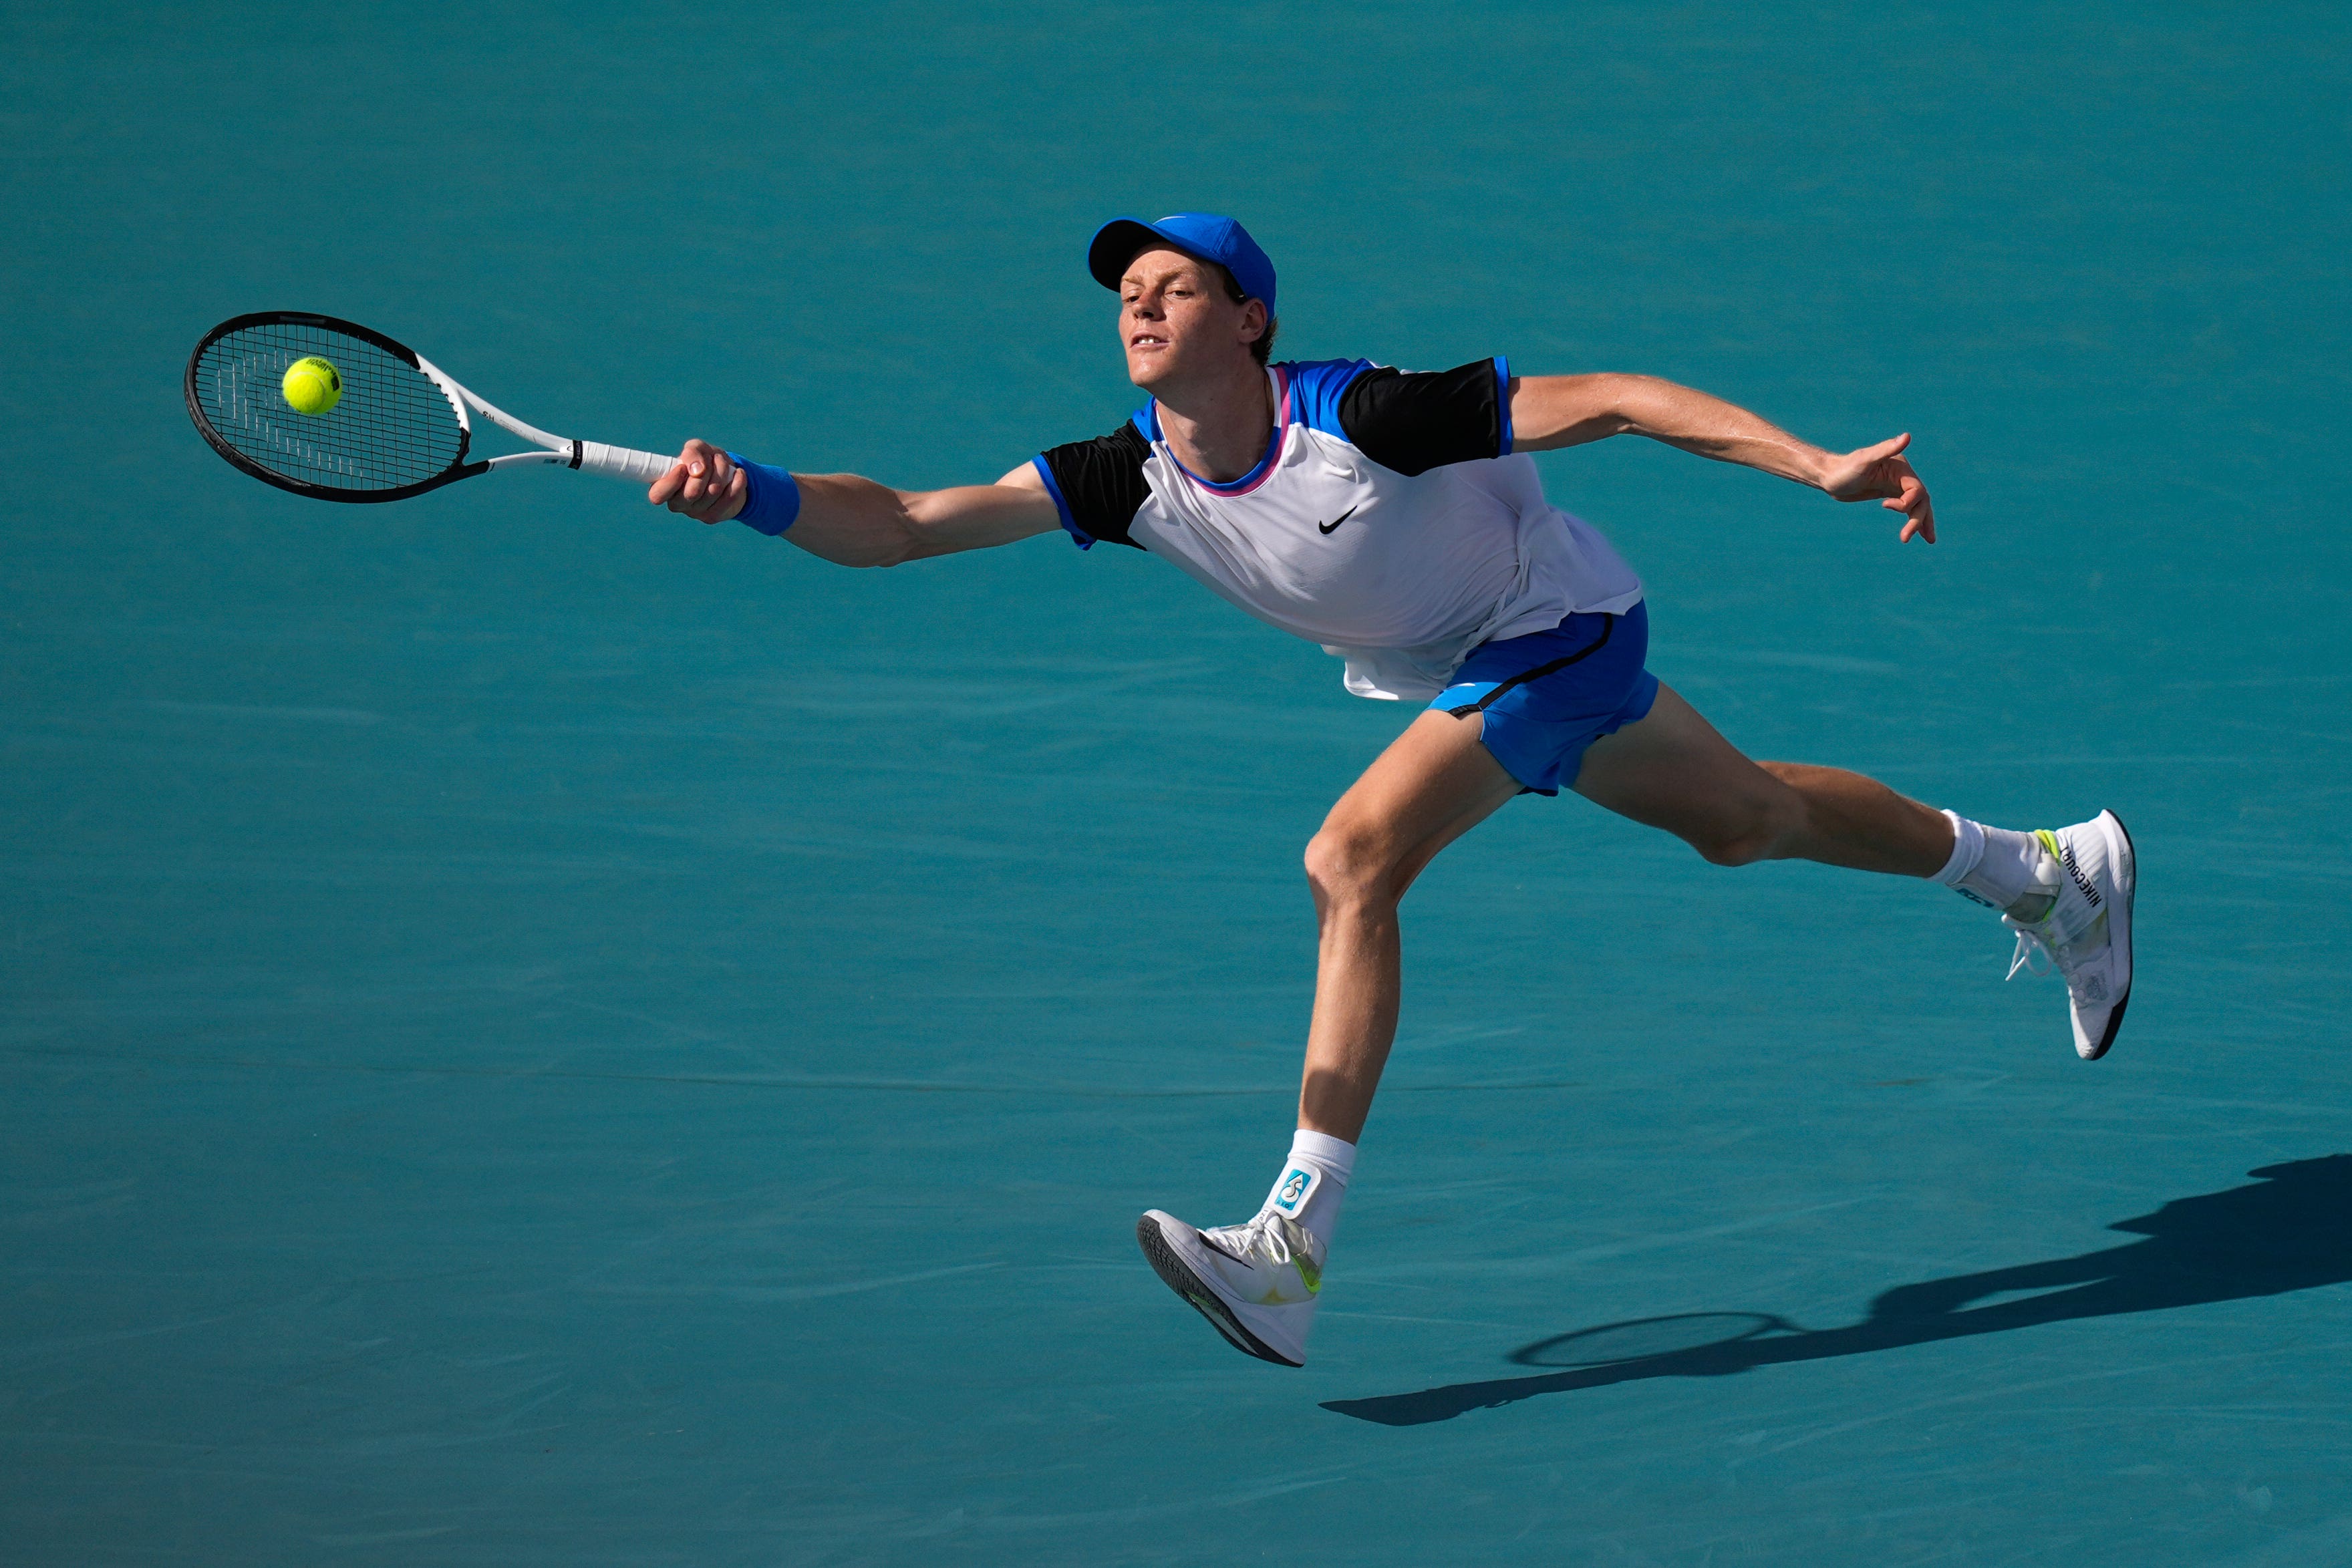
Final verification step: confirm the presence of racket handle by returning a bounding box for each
[573,440,678,484]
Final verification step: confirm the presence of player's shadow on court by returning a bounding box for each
[1325,1155,2352,1426]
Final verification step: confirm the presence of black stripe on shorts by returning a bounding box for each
[1443,616,1616,717]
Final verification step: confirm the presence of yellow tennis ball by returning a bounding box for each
[282,355,342,416]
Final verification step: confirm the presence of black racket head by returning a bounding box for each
[1510,1312,1796,1368]
[184,312,482,502]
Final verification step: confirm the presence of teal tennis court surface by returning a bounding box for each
[5,4,2349,1562]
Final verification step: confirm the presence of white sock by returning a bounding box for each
[1262,1129,1354,1254]
[1935,810,2058,920]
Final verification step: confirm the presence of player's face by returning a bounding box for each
[1118,247,1260,387]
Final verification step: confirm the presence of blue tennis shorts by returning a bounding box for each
[1429,602,1660,796]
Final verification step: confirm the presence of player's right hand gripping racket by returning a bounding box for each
[184,311,676,503]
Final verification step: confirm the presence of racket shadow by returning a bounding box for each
[1324,1154,2352,1426]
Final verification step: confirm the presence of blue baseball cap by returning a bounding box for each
[1088,213,1277,313]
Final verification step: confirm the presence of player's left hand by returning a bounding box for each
[1821,433,1935,544]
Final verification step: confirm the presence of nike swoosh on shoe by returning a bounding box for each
[1197,1231,1250,1265]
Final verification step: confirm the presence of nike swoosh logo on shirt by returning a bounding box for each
[1316,505,1359,536]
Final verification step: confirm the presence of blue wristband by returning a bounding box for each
[726,452,801,536]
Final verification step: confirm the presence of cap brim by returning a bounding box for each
[1088,218,1180,291]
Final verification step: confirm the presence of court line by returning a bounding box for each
[966,1470,1354,1533]
[35,1047,2352,1122]
[140,700,387,725]
[1318,1309,1532,1331]
[1341,1197,1878,1292]
[582,1261,1004,1303]
[1729,1336,2352,1466]
[0,1046,1596,1100]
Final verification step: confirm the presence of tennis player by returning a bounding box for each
[649,214,2136,1368]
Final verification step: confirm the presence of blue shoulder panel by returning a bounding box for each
[1028,456,1093,549]
[1282,359,1376,437]
[1495,355,1513,456]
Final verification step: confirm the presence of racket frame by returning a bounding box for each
[184,311,676,504]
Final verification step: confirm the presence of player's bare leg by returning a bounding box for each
[1574,683,2134,1058]
[1290,683,1974,1150]
[1296,710,1523,1141]
[1135,709,1516,1365]
[1139,682,2132,1366]
[1568,683,1952,875]
[1295,685,1972,1154]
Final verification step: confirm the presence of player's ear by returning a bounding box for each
[1239,297,1268,343]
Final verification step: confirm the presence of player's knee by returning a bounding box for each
[1692,826,1773,867]
[1303,822,1394,905]
[1686,793,1795,867]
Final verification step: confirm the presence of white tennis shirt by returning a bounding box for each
[1034,357,1642,699]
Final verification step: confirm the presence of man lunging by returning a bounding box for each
[649,213,2135,1368]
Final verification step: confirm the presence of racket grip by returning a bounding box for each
[574,441,678,485]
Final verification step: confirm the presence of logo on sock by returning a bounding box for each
[1272,1165,1321,1216]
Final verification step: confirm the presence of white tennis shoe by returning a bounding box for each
[2003,810,2136,1060]
[1137,1206,1323,1368]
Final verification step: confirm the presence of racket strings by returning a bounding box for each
[190,321,464,492]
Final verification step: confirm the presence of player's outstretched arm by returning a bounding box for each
[1508,374,1936,543]
[647,439,1064,567]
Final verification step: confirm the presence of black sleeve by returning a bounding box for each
[1036,421,1151,549]
[1335,359,1508,477]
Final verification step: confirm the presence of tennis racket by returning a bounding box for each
[184,311,678,503]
